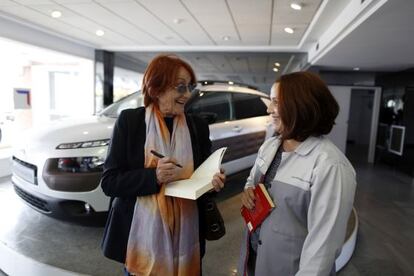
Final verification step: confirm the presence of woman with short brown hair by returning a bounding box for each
[240,71,356,275]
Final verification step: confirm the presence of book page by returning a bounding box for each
[164,147,227,199]
[191,147,227,179]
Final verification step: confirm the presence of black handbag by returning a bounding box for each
[199,193,226,240]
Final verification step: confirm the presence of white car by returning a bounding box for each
[11,81,273,224]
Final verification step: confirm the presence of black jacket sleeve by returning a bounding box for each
[100,109,160,198]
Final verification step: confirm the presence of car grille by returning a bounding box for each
[14,185,51,213]
[12,156,38,185]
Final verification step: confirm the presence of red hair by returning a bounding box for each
[142,54,196,107]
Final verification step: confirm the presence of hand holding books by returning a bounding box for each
[211,168,226,192]
[240,183,275,232]
[241,186,256,210]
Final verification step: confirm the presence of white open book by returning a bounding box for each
[164,147,227,200]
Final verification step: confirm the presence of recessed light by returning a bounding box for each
[353,67,360,71]
[173,18,183,24]
[273,68,279,72]
[284,27,294,34]
[228,81,234,85]
[222,36,230,41]
[274,62,280,67]
[96,30,105,36]
[290,3,302,10]
[51,10,62,18]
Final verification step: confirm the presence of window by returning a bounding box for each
[101,92,143,118]
[113,67,143,102]
[187,92,231,124]
[232,93,268,120]
[388,125,405,156]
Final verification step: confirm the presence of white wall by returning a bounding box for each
[31,62,94,127]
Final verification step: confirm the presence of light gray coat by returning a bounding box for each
[239,136,356,276]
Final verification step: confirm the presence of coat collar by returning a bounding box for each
[293,136,321,156]
[258,137,281,174]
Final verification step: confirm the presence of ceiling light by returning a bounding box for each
[274,62,280,67]
[273,68,279,72]
[222,36,230,41]
[51,10,62,18]
[290,3,302,10]
[95,30,105,36]
[228,81,234,85]
[353,67,360,71]
[173,18,183,24]
[284,27,294,34]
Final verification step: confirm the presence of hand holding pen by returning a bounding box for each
[151,150,182,185]
[150,150,182,168]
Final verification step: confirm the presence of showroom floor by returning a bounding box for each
[1,159,414,275]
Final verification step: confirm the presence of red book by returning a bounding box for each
[240,183,275,232]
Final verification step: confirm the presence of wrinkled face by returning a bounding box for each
[267,82,284,134]
[158,67,193,117]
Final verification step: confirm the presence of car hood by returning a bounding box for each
[16,115,116,151]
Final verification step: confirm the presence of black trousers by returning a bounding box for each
[247,245,257,276]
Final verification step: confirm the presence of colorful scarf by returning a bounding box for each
[125,104,200,276]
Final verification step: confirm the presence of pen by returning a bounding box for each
[150,150,183,168]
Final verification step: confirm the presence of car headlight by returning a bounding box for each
[56,139,110,149]
[57,156,105,173]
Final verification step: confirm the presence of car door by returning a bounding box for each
[187,90,271,175]
[223,92,271,174]
[186,91,242,174]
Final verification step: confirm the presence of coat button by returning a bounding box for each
[258,240,262,245]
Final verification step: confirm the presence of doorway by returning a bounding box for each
[346,89,376,164]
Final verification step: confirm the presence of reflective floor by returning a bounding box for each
[1,156,414,275]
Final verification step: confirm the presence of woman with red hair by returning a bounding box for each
[101,54,226,275]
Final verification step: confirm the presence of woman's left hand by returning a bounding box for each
[212,169,226,192]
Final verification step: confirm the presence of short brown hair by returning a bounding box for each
[142,54,196,106]
[276,71,339,141]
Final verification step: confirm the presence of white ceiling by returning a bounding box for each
[313,0,414,72]
[0,0,322,47]
[118,51,306,90]
[0,0,413,90]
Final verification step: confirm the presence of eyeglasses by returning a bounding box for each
[174,83,197,94]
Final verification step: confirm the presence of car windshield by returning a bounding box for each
[99,91,143,118]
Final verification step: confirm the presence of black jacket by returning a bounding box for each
[100,107,211,263]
